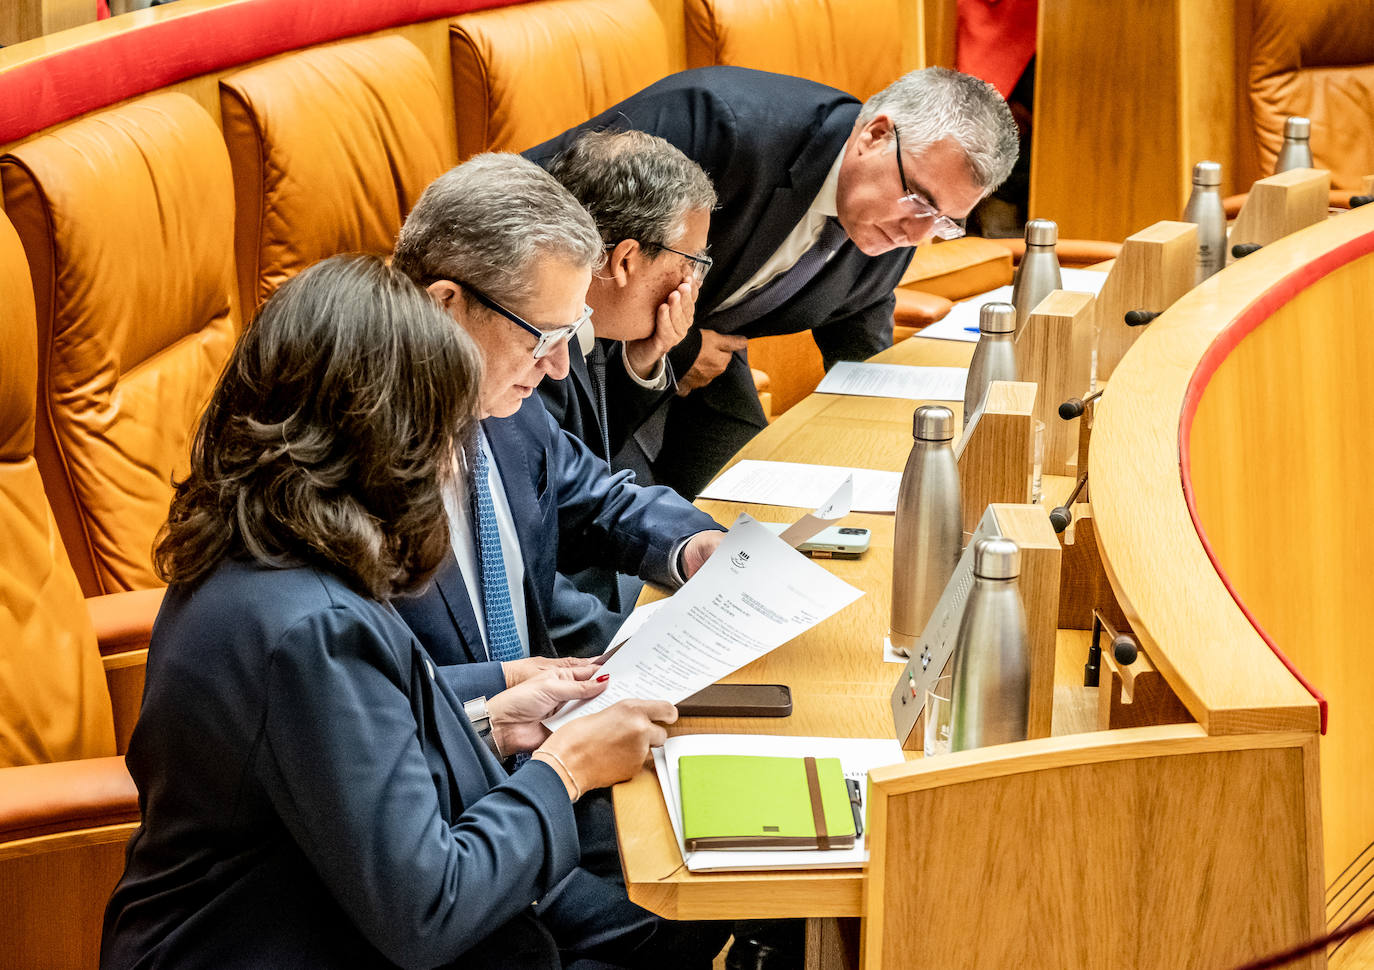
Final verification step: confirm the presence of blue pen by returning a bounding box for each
[963,326,980,332]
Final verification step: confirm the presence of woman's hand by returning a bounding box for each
[533,699,678,800]
[501,655,601,689]
[487,666,609,756]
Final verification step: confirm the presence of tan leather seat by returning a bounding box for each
[1240,0,1374,192]
[450,0,674,156]
[0,207,152,970]
[0,92,239,596]
[220,35,454,315]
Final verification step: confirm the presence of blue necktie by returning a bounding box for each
[472,443,525,663]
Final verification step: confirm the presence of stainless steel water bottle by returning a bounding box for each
[1182,161,1226,283]
[963,302,1018,428]
[949,537,1030,751]
[1275,117,1313,173]
[1010,218,1062,334]
[889,405,962,657]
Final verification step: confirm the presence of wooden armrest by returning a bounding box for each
[988,237,1123,267]
[0,756,138,844]
[87,587,164,656]
[1225,188,1355,218]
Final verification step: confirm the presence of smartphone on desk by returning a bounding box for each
[677,683,793,717]
[761,522,872,559]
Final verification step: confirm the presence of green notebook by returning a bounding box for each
[678,754,857,851]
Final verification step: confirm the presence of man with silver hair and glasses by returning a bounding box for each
[391,153,731,970]
[538,128,718,656]
[529,66,1019,499]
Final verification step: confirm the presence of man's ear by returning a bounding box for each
[855,113,896,155]
[606,239,641,288]
[427,279,465,319]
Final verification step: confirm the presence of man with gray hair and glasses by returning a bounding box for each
[391,152,731,970]
[529,65,1018,499]
[538,129,718,655]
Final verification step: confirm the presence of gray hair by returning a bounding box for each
[858,67,1018,192]
[393,153,604,306]
[548,129,717,255]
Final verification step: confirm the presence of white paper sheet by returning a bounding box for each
[699,460,902,513]
[914,268,1110,343]
[814,362,967,401]
[543,515,864,729]
[653,733,905,872]
[776,475,852,546]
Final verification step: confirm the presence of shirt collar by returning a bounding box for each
[810,149,845,220]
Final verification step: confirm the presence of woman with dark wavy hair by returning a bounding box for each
[101,254,678,970]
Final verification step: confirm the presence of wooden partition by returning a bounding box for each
[1094,205,1374,962]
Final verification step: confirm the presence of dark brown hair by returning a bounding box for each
[155,254,482,600]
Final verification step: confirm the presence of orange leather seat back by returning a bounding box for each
[1244,0,1374,191]
[0,212,116,767]
[220,35,453,316]
[0,92,239,596]
[684,0,909,99]
[450,0,674,157]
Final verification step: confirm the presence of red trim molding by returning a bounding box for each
[1178,228,1374,735]
[0,0,527,145]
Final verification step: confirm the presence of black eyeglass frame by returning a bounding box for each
[449,280,591,360]
[892,125,968,241]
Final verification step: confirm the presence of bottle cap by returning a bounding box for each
[978,302,1016,334]
[912,404,954,442]
[1023,218,1058,247]
[1192,161,1222,187]
[1284,116,1310,140]
[973,537,1020,580]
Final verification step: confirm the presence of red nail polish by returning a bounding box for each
[596,674,610,683]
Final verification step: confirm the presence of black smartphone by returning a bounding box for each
[676,683,793,717]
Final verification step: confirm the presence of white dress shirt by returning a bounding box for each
[577,325,669,389]
[714,149,845,312]
[443,430,530,659]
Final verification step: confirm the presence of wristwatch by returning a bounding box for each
[463,695,492,735]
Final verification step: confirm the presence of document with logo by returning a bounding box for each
[814,362,966,401]
[543,514,864,730]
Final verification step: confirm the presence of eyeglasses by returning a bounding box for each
[456,281,591,360]
[892,125,967,241]
[655,243,714,286]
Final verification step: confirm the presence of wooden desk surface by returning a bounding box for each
[614,334,1093,920]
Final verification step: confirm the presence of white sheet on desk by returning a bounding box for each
[699,460,901,512]
[815,362,966,401]
[653,733,905,872]
[915,268,1110,343]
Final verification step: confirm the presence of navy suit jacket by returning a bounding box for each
[394,395,720,667]
[102,559,578,970]
[527,66,916,431]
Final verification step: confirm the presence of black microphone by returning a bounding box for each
[1124,309,1159,327]
[1050,471,1089,534]
[1058,389,1103,420]
[1349,195,1374,209]
[1232,242,1262,259]
[1083,611,1140,686]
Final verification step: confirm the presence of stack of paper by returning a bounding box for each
[654,733,905,872]
[916,268,1111,343]
[814,361,966,401]
[699,460,901,512]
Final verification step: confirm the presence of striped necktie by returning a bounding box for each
[471,442,524,663]
[707,215,849,331]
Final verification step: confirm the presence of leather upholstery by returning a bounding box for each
[450,0,672,157]
[221,35,453,315]
[1245,0,1374,191]
[0,756,138,842]
[898,235,1013,300]
[684,0,906,100]
[1,92,239,596]
[0,212,116,768]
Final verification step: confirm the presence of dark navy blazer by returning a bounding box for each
[394,394,720,670]
[101,559,578,970]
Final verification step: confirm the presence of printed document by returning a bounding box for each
[544,515,863,729]
[699,460,901,512]
[916,268,1110,343]
[815,361,966,401]
[654,733,905,871]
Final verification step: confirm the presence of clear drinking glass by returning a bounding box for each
[924,674,954,758]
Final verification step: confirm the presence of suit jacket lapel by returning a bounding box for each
[432,551,488,665]
[704,101,862,316]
